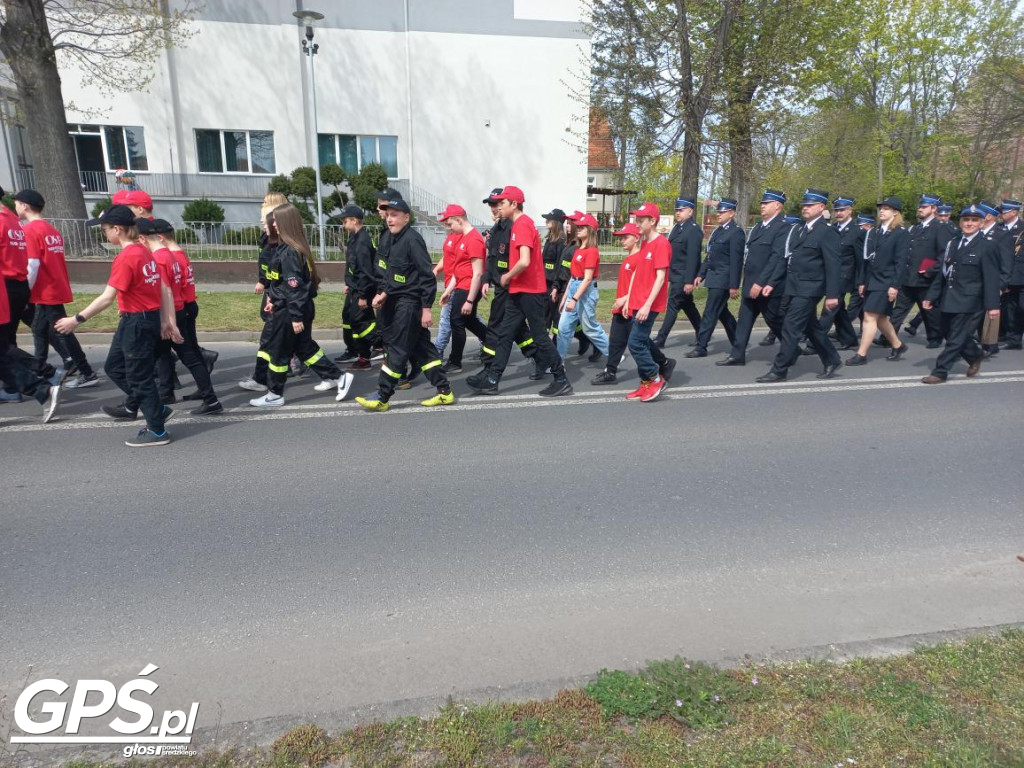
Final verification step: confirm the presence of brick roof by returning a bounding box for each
[588,109,619,170]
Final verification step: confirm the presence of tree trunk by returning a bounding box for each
[727,91,755,225]
[0,0,87,220]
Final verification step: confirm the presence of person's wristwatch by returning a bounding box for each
[75,313,86,324]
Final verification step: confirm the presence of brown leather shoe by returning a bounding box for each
[966,359,982,377]
[921,375,946,384]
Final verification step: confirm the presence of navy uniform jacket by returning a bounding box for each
[904,218,953,288]
[1005,221,1024,286]
[344,226,377,301]
[698,220,744,290]
[926,233,1001,313]
[382,224,437,309]
[769,217,841,299]
[833,219,862,294]
[857,225,909,291]
[484,217,511,286]
[981,223,1013,288]
[374,227,393,293]
[542,238,565,291]
[740,215,789,295]
[667,218,703,285]
[266,244,317,321]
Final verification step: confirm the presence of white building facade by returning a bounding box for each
[1,0,592,226]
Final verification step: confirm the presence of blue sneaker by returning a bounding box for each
[125,428,171,447]
[48,368,66,387]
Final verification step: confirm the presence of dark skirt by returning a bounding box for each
[862,289,894,316]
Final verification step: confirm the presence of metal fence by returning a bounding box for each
[50,219,458,261]
[16,169,274,200]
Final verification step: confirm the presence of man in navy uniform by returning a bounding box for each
[1000,199,1024,350]
[717,189,788,366]
[688,198,742,357]
[977,200,1012,356]
[921,204,1001,383]
[756,188,843,382]
[820,195,861,349]
[890,193,953,348]
[654,197,703,348]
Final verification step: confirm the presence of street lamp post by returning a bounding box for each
[293,10,326,260]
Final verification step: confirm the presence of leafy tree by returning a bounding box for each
[0,0,196,219]
[290,166,317,204]
[267,174,292,196]
[181,197,225,225]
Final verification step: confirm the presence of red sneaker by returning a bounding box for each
[641,377,666,402]
[626,380,650,400]
[348,357,372,371]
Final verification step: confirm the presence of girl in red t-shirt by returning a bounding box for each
[556,216,609,362]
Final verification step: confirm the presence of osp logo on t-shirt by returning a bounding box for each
[575,254,582,262]
[141,260,159,285]
[44,234,63,248]
[625,263,634,271]
[446,239,453,248]
[644,250,653,260]
[8,228,26,242]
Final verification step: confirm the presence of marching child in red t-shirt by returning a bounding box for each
[555,213,609,363]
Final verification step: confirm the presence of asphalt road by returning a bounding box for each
[2,329,1023,760]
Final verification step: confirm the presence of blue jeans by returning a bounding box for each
[435,301,452,355]
[557,279,609,358]
[627,312,660,379]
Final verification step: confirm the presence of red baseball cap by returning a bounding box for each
[629,202,660,219]
[565,210,586,222]
[113,189,153,210]
[613,223,641,237]
[576,213,599,229]
[437,203,467,222]
[492,185,525,204]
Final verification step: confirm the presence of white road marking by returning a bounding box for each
[2,372,1023,434]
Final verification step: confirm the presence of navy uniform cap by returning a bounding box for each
[937,204,953,214]
[960,204,983,218]
[761,189,786,204]
[857,214,875,225]
[716,198,738,212]
[832,196,855,209]
[918,193,941,207]
[800,188,829,205]
[877,196,903,212]
[675,197,696,209]
[977,200,999,217]
[999,199,1021,212]
[784,215,801,224]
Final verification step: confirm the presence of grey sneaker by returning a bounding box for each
[65,373,99,389]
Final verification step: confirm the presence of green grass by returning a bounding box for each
[67,288,745,333]
[12,631,1024,767]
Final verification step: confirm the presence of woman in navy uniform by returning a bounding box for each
[921,204,1001,383]
[846,197,910,365]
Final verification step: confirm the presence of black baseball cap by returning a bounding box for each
[136,218,175,235]
[483,187,503,204]
[380,199,410,214]
[376,187,403,201]
[338,204,364,220]
[542,208,567,222]
[86,204,136,227]
[13,189,45,209]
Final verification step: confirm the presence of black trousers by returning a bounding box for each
[448,288,489,367]
[106,311,166,431]
[154,304,216,404]
[694,288,737,352]
[251,295,273,383]
[819,293,859,347]
[0,333,48,403]
[892,285,940,341]
[31,303,94,377]
[377,297,449,401]
[607,313,666,373]
[655,281,703,343]
[489,292,564,379]
[730,293,783,361]
[932,311,984,378]
[482,285,536,360]
[771,295,841,374]
[1004,286,1023,345]
[264,305,342,396]
[1,278,57,388]
[342,292,376,358]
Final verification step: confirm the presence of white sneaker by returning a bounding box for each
[370,349,385,361]
[249,392,284,407]
[336,372,353,401]
[239,377,268,392]
[42,383,62,423]
[313,378,336,392]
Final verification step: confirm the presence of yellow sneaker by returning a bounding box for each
[355,396,390,412]
[420,391,455,407]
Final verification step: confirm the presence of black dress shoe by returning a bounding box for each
[886,343,908,361]
[817,361,842,379]
[685,349,707,358]
[653,339,666,349]
[1000,342,1023,350]
[926,340,943,349]
[904,325,918,337]
[873,337,892,348]
[799,346,816,356]
[838,341,858,350]
[847,353,869,366]
[755,371,787,383]
[715,357,745,366]
[182,390,204,401]
[759,333,777,346]
[688,340,699,347]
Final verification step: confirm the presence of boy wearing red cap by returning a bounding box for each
[467,186,570,396]
[593,223,673,385]
[624,203,672,401]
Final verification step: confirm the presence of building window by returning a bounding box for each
[587,175,597,200]
[103,125,149,171]
[317,133,398,178]
[195,129,276,174]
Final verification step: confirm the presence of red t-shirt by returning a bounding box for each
[108,243,162,313]
[172,248,196,303]
[24,218,73,305]
[441,232,462,284]
[570,246,600,280]
[453,228,486,291]
[628,234,671,313]
[153,247,184,311]
[613,251,639,316]
[0,207,28,280]
[508,214,546,294]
